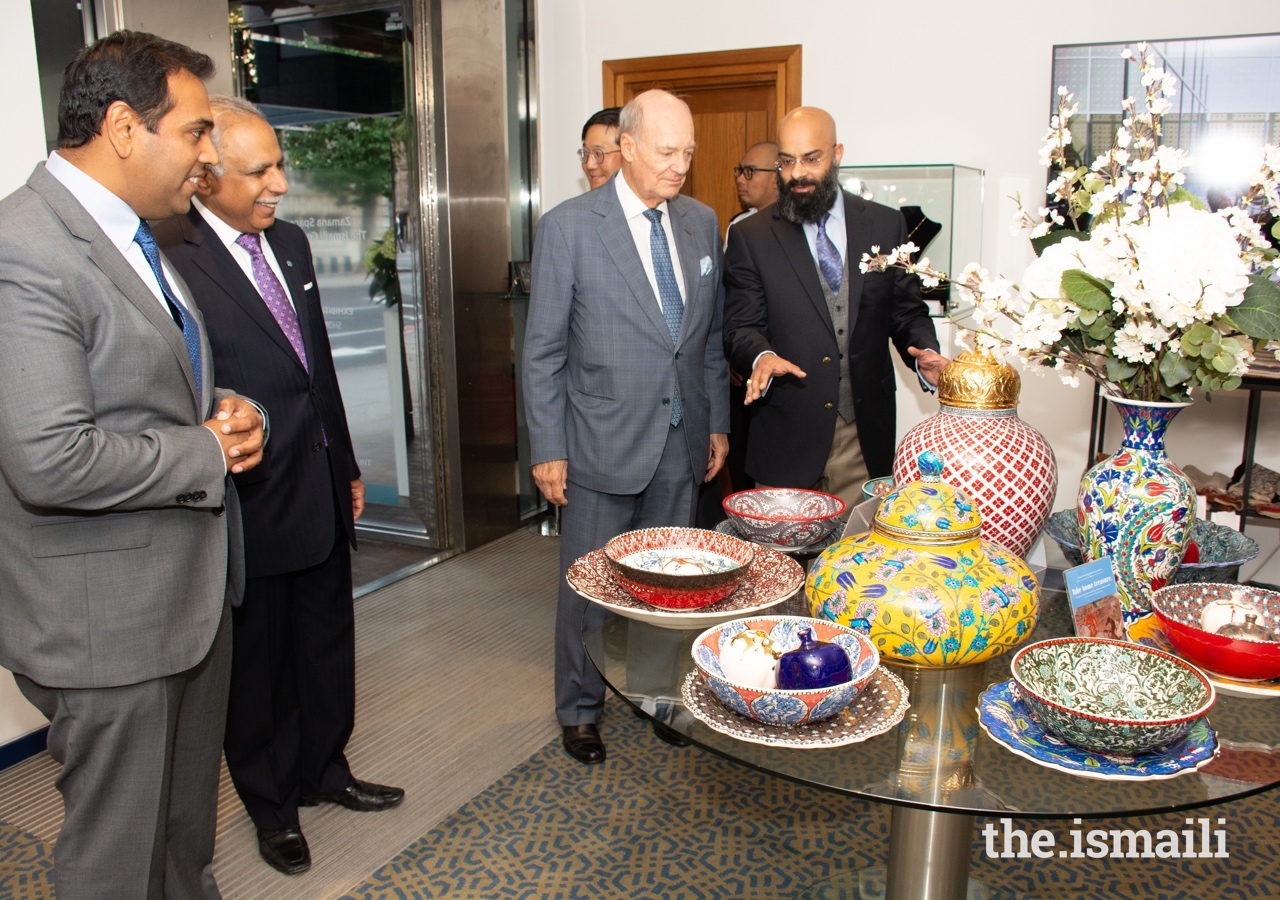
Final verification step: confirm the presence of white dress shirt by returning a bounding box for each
[193,198,297,311]
[614,172,686,308]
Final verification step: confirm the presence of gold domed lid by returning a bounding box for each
[873,451,981,544]
[936,350,1021,410]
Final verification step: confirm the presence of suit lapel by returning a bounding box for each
[594,187,671,343]
[28,167,202,414]
[184,209,309,377]
[770,209,834,334]
[843,191,869,336]
[667,197,700,349]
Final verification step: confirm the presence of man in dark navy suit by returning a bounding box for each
[155,95,403,877]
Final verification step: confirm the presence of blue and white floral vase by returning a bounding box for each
[1077,396,1196,617]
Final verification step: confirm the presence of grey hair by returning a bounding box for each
[206,94,270,176]
[618,88,686,143]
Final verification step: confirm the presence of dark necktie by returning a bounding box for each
[235,232,309,372]
[815,212,842,295]
[642,207,683,426]
[134,220,202,405]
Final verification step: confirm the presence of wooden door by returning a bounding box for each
[603,46,801,236]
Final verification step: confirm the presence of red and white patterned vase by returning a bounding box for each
[893,351,1057,558]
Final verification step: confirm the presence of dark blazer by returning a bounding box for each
[155,207,359,578]
[723,190,939,484]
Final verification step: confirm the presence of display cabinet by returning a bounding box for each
[837,164,984,317]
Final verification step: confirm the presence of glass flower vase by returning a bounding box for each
[1077,396,1196,616]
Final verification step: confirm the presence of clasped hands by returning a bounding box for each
[203,397,265,475]
[533,434,728,507]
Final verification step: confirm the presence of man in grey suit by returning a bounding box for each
[0,32,264,899]
[523,89,730,764]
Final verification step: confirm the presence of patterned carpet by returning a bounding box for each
[4,693,1280,898]
[338,699,1280,900]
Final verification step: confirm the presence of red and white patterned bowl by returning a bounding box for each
[603,527,755,610]
[722,489,846,549]
[1152,584,1280,681]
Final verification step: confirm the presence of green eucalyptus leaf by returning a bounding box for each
[1224,375,1243,390]
[1107,358,1139,382]
[1030,229,1081,257]
[1220,336,1242,356]
[1184,323,1215,348]
[1199,342,1221,360]
[1078,309,1099,326]
[1061,269,1114,311]
[1168,187,1209,210]
[1212,353,1236,373]
[1087,318,1114,341]
[1232,273,1280,340]
[1272,220,1280,240]
[1159,352,1195,386]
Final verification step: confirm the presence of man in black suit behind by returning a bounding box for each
[724,107,948,507]
[155,96,403,877]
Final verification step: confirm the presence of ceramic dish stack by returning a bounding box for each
[979,637,1219,780]
[1042,510,1259,585]
[680,615,909,748]
[602,527,755,610]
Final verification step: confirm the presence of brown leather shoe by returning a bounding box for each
[257,826,310,875]
[562,723,606,764]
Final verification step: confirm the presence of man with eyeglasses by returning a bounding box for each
[729,141,780,230]
[723,107,947,509]
[578,107,622,190]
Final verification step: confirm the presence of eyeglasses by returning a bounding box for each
[776,145,837,172]
[733,164,775,180]
[577,147,620,165]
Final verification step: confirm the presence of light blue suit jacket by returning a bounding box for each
[523,176,730,494]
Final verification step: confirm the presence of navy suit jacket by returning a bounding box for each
[723,190,940,483]
[155,207,359,578]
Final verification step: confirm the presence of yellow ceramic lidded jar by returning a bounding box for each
[806,451,1040,668]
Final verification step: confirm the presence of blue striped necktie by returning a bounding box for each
[642,207,683,426]
[134,220,202,406]
[815,212,842,295]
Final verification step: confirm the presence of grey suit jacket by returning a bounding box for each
[0,163,244,689]
[523,177,730,495]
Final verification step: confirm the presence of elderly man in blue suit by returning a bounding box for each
[523,89,730,764]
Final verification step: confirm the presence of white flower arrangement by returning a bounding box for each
[861,44,1280,402]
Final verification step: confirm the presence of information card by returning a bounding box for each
[1063,557,1126,639]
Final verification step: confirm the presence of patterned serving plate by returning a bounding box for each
[567,547,805,630]
[1128,614,1280,699]
[680,666,909,748]
[714,518,843,555]
[978,680,1218,780]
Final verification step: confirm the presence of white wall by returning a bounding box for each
[0,0,56,747]
[536,0,1280,520]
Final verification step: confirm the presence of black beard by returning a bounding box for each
[777,163,841,224]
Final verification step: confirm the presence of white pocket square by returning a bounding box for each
[303,282,314,291]
[700,255,713,276]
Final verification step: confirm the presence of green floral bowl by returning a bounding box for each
[1009,637,1215,754]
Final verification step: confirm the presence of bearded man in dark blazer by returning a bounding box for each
[723,107,948,507]
[155,96,403,877]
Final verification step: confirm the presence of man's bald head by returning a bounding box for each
[618,89,697,207]
[777,107,839,159]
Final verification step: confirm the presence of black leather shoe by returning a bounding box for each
[257,826,310,875]
[652,721,689,747]
[562,723,606,764]
[299,779,405,812]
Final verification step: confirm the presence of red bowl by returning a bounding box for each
[1152,584,1280,681]
[603,527,755,610]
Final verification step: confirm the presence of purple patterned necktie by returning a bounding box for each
[235,232,308,372]
[815,212,842,295]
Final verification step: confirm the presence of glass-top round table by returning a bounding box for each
[582,577,1280,900]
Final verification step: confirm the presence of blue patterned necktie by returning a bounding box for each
[134,220,202,406]
[642,207,683,426]
[815,212,842,295]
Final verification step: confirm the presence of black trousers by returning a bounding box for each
[223,523,355,832]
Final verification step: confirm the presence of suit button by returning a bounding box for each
[196,490,206,501]
[838,329,845,335]
[311,387,319,396]
[825,403,834,409]
[312,442,322,451]
[177,493,189,503]
[674,351,681,360]
[822,356,831,364]
[212,506,225,518]
[661,398,670,406]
